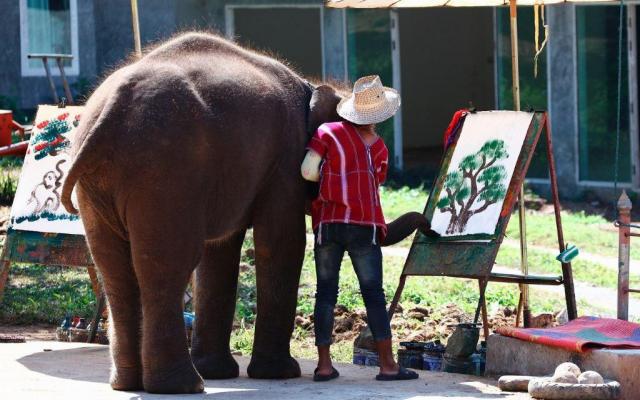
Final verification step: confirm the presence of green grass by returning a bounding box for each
[0,185,633,364]
[505,210,640,261]
[0,264,96,324]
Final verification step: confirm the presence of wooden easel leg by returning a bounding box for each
[479,280,490,339]
[87,293,106,344]
[515,289,524,327]
[544,116,578,320]
[388,275,407,320]
[87,266,101,300]
[0,260,11,304]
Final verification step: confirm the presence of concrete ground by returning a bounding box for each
[0,341,531,399]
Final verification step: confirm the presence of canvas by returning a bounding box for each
[9,105,85,235]
[430,111,534,237]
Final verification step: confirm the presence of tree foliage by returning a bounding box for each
[437,139,509,234]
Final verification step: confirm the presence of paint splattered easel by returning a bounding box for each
[387,111,577,338]
[0,102,105,343]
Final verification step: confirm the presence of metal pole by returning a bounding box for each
[510,0,530,327]
[617,191,632,320]
[130,0,142,58]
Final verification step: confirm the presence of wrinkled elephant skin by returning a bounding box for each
[61,32,342,394]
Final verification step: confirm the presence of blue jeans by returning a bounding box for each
[313,223,392,346]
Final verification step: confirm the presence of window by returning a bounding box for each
[346,10,395,166]
[577,5,630,183]
[20,0,79,76]
[496,7,548,179]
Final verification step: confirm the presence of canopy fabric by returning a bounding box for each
[326,0,616,7]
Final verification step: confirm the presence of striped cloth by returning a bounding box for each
[496,316,640,352]
[307,121,388,244]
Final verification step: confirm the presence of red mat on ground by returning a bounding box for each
[495,316,640,353]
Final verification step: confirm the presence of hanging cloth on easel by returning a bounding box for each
[534,1,549,78]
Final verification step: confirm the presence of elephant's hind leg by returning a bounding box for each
[247,185,305,379]
[79,198,142,391]
[191,231,245,379]
[127,196,206,394]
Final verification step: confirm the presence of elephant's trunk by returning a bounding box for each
[381,211,439,247]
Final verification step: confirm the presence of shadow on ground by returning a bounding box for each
[13,343,526,399]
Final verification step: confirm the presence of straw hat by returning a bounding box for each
[337,75,401,125]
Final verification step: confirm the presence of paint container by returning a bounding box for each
[398,348,423,370]
[398,342,427,370]
[352,347,367,365]
[421,340,445,371]
[442,354,475,375]
[422,354,443,371]
[353,346,379,367]
[364,350,379,367]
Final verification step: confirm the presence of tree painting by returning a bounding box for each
[436,139,509,235]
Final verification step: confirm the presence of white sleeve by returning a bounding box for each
[301,150,322,182]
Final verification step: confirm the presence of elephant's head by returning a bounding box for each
[307,84,344,135]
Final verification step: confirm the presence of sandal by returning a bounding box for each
[313,367,340,382]
[375,366,419,381]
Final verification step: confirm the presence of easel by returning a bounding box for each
[0,229,106,342]
[0,103,105,343]
[387,111,577,339]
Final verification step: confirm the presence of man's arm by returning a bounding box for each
[301,150,322,182]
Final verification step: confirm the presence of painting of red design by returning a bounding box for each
[9,105,85,235]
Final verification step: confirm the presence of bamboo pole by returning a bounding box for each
[510,0,531,328]
[131,0,142,58]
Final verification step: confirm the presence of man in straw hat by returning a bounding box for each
[301,76,419,381]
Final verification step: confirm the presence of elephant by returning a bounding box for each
[61,31,438,395]
[61,32,345,394]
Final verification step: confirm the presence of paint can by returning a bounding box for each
[422,354,443,371]
[442,354,475,375]
[398,341,427,370]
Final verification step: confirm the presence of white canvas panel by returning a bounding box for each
[9,105,85,235]
[430,111,534,237]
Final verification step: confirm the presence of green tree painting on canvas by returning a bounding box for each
[436,139,509,234]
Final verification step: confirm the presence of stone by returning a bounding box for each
[579,371,605,385]
[555,362,581,378]
[552,371,578,384]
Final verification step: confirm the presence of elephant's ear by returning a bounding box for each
[308,85,342,134]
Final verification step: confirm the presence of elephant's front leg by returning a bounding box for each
[191,232,245,379]
[247,189,305,379]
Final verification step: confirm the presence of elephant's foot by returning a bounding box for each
[192,351,239,379]
[247,353,301,379]
[110,366,143,391]
[143,361,204,394]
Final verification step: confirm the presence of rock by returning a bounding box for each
[244,248,255,261]
[556,308,569,325]
[552,371,579,384]
[334,304,349,316]
[578,371,604,384]
[503,307,514,317]
[294,316,312,330]
[408,311,426,321]
[530,313,554,328]
[333,316,353,333]
[498,375,537,392]
[354,326,376,351]
[409,306,431,316]
[555,362,581,378]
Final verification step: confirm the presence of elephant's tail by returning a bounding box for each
[62,86,122,215]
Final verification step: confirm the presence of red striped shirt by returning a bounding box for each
[307,121,388,242]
